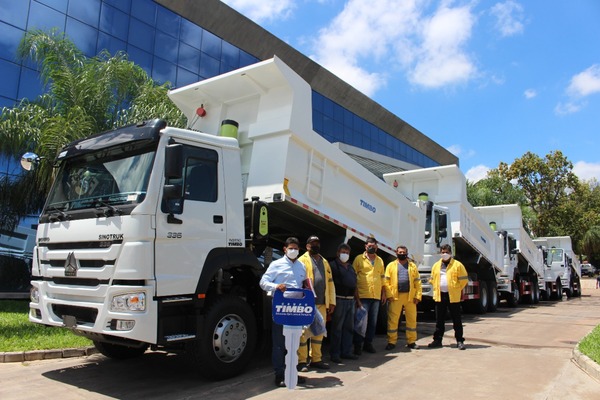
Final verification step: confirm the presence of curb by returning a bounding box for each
[0,347,97,363]
[572,346,600,383]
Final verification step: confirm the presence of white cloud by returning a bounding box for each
[567,64,600,97]
[524,88,536,99]
[573,161,600,182]
[465,164,490,183]
[309,0,478,94]
[490,1,525,37]
[554,101,583,116]
[220,0,295,23]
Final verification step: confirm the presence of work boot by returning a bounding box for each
[353,344,362,356]
[296,362,309,372]
[310,361,330,370]
[457,341,466,350]
[427,340,442,348]
[406,342,420,350]
[385,343,396,350]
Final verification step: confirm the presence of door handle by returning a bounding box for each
[213,215,224,224]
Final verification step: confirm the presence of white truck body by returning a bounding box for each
[475,204,545,305]
[28,56,424,379]
[533,236,581,299]
[383,164,503,313]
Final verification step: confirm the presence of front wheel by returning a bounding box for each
[187,295,257,380]
[93,341,148,359]
[487,281,498,312]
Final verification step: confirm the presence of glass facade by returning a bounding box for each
[0,0,437,173]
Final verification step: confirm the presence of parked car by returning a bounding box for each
[581,263,595,277]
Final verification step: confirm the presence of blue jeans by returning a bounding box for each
[330,298,355,358]
[354,298,380,346]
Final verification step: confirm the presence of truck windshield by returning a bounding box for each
[546,248,564,264]
[46,145,156,212]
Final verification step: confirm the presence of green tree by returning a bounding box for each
[0,30,185,230]
[495,150,579,237]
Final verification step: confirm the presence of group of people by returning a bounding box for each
[259,236,469,388]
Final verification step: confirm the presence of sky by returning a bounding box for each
[221,0,600,182]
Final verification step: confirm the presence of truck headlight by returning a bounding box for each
[30,287,39,303]
[111,292,146,312]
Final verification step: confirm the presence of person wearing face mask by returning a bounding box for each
[329,242,358,363]
[297,235,336,371]
[259,237,308,387]
[352,237,386,355]
[428,243,469,350]
[383,245,422,351]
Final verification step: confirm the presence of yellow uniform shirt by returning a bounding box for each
[353,252,385,300]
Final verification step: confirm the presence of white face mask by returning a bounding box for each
[441,253,451,261]
[286,248,299,260]
[339,253,350,263]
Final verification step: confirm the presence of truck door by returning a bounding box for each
[155,144,226,297]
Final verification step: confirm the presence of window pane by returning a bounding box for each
[0,0,29,30]
[155,31,179,63]
[97,31,126,56]
[99,3,129,41]
[131,0,156,26]
[156,5,180,38]
[68,0,100,28]
[199,53,220,79]
[18,67,43,101]
[176,67,199,88]
[28,1,66,31]
[0,23,25,62]
[66,17,99,57]
[104,0,131,14]
[201,30,221,60]
[0,60,19,99]
[177,41,200,74]
[239,50,258,68]
[128,18,154,53]
[180,19,202,49]
[152,56,176,85]
[127,45,152,75]
[221,41,239,68]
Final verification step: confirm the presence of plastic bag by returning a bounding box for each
[304,310,327,338]
[354,306,367,337]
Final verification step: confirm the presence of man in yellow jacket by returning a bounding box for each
[297,236,336,371]
[428,244,469,350]
[384,245,422,350]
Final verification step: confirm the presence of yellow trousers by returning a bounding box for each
[298,304,326,364]
[387,292,417,345]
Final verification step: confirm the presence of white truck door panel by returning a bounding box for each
[155,144,226,297]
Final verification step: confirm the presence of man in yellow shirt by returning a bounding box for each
[428,244,469,350]
[384,245,422,350]
[353,237,385,354]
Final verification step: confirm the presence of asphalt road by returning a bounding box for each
[1,279,599,400]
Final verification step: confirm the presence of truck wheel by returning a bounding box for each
[532,281,540,304]
[93,341,148,359]
[573,278,581,297]
[487,281,498,312]
[187,295,257,380]
[507,281,520,307]
[522,278,533,304]
[540,287,549,301]
[471,280,488,314]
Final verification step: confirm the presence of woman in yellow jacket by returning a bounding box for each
[297,236,336,371]
[384,245,422,350]
[428,244,469,350]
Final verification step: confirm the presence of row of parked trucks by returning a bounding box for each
[23,57,581,379]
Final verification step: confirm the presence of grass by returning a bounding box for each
[579,324,600,365]
[0,300,92,352]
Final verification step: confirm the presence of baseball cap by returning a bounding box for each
[306,235,320,244]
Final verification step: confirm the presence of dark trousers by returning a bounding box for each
[433,292,464,343]
[271,320,286,376]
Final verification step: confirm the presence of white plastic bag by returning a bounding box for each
[354,306,367,337]
[304,310,327,338]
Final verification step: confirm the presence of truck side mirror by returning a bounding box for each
[165,144,183,179]
[20,152,42,171]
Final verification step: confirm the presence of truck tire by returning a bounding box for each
[93,341,148,359]
[573,277,581,297]
[487,281,498,312]
[506,281,520,307]
[532,280,540,304]
[187,294,257,380]
[522,278,533,304]
[471,280,488,314]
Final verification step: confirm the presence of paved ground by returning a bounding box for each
[1,278,599,400]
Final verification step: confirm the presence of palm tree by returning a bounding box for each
[0,29,185,230]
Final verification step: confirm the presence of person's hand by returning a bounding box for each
[328,305,336,314]
[276,283,286,291]
[413,298,420,305]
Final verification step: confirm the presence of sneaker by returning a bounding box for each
[341,353,359,360]
[406,342,420,350]
[363,342,377,353]
[297,363,309,372]
[428,340,442,348]
[457,342,466,350]
[353,345,362,356]
[330,356,342,364]
[385,343,396,350]
[311,361,330,370]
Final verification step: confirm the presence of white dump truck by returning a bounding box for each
[533,236,581,299]
[475,204,545,306]
[383,165,503,313]
[24,57,425,379]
